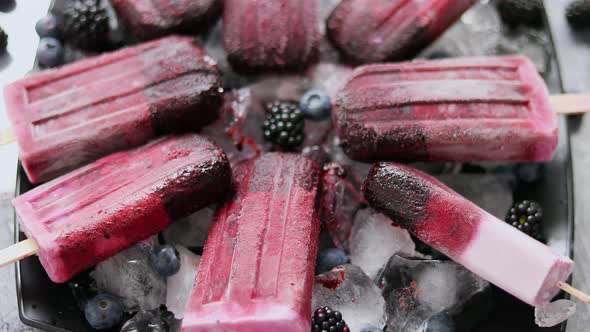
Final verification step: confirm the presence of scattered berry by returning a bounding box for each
[311,306,350,332]
[424,312,456,332]
[316,248,349,274]
[505,200,543,241]
[63,0,109,49]
[263,101,305,148]
[300,89,332,120]
[0,27,7,52]
[84,293,124,330]
[149,244,181,277]
[36,14,62,39]
[566,0,590,29]
[37,38,64,68]
[496,0,544,27]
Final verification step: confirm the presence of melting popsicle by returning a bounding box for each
[7,134,231,283]
[363,162,574,307]
[333,56,559,162]
[111,0,222,40]
[327,0,477,63]
[182,153,321,331]
[4,36,223,184]
[223,0,319,72]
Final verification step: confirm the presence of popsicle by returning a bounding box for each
[333,56,559,162]
[363,162,574,307]
[326,0,477,63]
[7,134,231,283]
[4,35,223,184]
[111,0,222,40]
[223,0,319,72]
[182,153,321,331]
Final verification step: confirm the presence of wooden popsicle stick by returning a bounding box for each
[558,281,590,303]
[551,93,590,115]
[0,128,15,145]
[0,239,38,268]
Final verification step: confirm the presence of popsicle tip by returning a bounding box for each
[0,238,38,268]
[557,281,590,304]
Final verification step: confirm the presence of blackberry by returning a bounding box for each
[0,27,7,53]
[496,0,544,27]
[63,0,109,49]
[505,200,543,241]
[312,307,350,332]
[263,101,305,148]
[566,0,590,29]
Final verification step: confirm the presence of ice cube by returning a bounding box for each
[92,237,166,311]
[535,299,576,327]
[320,163,366,251]
[165,246,201,319]
[436,174,514,219]
[163,207,215,248]
[313,264,386,331]
[349,208,415,280]
[379,255,489,331]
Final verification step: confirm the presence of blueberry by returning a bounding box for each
[300,89,332,120]
[35,14,61,38]
[84,293,123,330]
[149,244,181,277]
[37,38,64,68]
[316,248,349,274]
[427,50,452,59]
[424,312,456,332]
[359,325,383,332]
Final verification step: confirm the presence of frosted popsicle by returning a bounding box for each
[111,0,222,40]
[223,0,319,72]
[4,36,222,184]
[182,153,321,331]
[327,0,477,63]
[12,134,231,283]
[333,56,559,162]
[363,162,574,307]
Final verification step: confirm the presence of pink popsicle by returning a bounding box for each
[223,0,319,72]
[327,0,477,63]
[333,56,558,162]
[4,36,222,184]
[111,0,222,40]
[182,153,321,331]
[363,162,574,306]
[13,134,231,283]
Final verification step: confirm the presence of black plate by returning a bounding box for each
[13,1,574,331]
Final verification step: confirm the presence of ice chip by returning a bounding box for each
[92,237,166,311]
[436,174,514,219]
[313,264,386,331]
[535,299,576,327]
[379,255,489,331]
[166,246,201,319]
[162,207,215,248]
[350,208,415,280]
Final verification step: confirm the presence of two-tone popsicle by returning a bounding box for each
[363,162,575,307]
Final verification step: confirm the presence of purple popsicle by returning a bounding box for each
[4,36,222,184]
[333,55,558,162]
